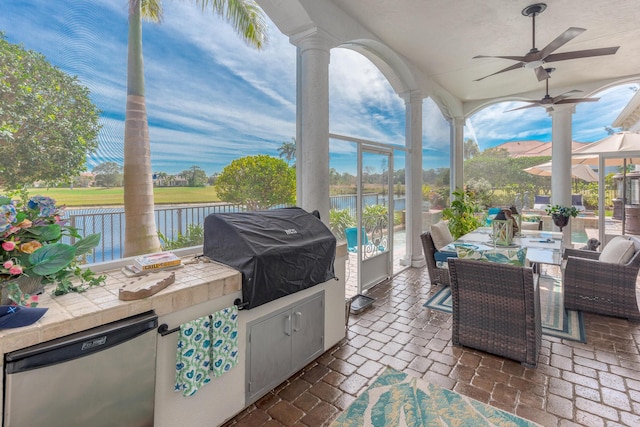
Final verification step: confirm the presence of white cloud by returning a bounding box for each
[4,1,640,175]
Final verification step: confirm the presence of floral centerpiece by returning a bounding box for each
[545,204,579,231]
[0,194,105,306]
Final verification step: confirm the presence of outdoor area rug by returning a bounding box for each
[424,275,586,343]
[329,367,539,426]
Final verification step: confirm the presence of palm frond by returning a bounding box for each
[196,0,268,49]
[137,0,163,23]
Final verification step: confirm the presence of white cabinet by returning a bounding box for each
[246,291,324,404]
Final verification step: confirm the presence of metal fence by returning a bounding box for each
[66,195,407,264]
[64,203,243,263]
[329,193,406,217]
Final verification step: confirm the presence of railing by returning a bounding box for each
[330,193,406,216]
[64,203,243,263]
[66,196,407,264]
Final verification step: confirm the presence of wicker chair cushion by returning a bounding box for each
[456,246,527,266]
[600,236,635,264]
[430,221,453,250]
[433,250,457,263]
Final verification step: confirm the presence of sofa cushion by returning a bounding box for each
[533,195,550,210]
[430,221,453,250]
[599,236,635,264]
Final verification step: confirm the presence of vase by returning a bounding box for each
[1,275,44,305]
[552,214,570,232]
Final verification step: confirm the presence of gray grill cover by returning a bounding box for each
[203,207,336,309]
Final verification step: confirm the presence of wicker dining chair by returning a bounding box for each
[563,245,640,321]
[448,258,541,367]
[420,231,452,286]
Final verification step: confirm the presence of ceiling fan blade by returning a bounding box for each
[552,90,583,102]
[538,27,586,59]
[534,66,550,81]
[555,97,600,105]
[544,46,620,63]
[473,54,527,62]
[474,62,525,82]
[505,102,542,112]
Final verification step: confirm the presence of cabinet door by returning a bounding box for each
[247,310,292,400]
[292,292,324,369]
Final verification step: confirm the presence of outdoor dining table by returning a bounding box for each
[443,227,564,267]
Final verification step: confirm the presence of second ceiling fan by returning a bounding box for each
[474,3,619,82]
[505,68,599,112]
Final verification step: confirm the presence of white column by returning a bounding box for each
[292,31,332,225]
[402,90,425,267]
[449,117,465,198]
[548,104,575,244]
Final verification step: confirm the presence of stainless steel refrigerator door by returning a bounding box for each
[4,311,157,427]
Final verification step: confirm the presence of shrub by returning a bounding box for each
[159,224,204,250]
[329,209,355,240]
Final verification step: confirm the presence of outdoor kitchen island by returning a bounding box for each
[0,244,347,427]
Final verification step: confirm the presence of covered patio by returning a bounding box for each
[224,264,640,426]
[260,0,640,268]
[223,1,640,426]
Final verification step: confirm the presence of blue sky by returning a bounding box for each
[1,1,637,176]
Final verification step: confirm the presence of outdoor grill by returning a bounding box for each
[203,207,337,310]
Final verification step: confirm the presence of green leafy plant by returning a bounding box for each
[329,209,355,240]
[442,189,483,239]
[0,193,105,303]
[363,204,389,232]
[158,224,204,250]
[544,205,579,218]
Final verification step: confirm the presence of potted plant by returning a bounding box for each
[0,194,105,306]
[545,204,579,231]
[442,189,483,239]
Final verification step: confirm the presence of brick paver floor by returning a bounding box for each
[223,265,640,426]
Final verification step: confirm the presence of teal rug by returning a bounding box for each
[330,367,539,426]
[424,275,586,343]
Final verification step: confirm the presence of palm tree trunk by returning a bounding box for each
[123,0,162,256]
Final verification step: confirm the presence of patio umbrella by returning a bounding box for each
[523,161,598,182]
[571,131,640,237]
[571,131,640,165]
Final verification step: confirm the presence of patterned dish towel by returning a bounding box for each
[174,306,239,397]
[210,306,239,378]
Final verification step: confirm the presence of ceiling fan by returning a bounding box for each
[505,68,599,112]
[474,3,620,82]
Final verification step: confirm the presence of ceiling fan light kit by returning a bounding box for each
[505,68,599,112]
[474,2,619,82]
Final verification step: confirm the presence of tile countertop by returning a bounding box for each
[0,256,242,356]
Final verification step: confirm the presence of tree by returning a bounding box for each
[72,174,94,188]
[180,165,207,187]
[463,138,480,160]
[123,0,268,256]
[214,155,295,210]
[465,150,549,189]
[0,33,101,190]
[93,162,123,187]
[278,137,296,165]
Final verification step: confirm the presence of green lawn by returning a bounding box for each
[24,187,221,207]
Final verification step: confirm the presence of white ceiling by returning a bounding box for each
[273,0,640,115]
